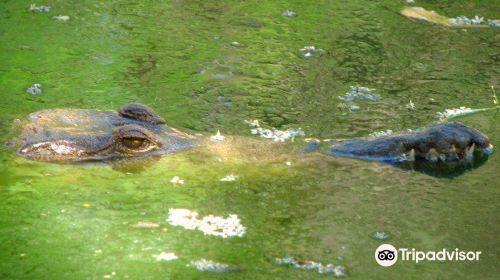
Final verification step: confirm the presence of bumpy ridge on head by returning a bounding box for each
[118,103,166,124]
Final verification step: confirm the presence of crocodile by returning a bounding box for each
[11,103,493,177]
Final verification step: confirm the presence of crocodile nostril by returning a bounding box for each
[483,144,494,155]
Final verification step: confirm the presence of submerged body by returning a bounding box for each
[12,104,493,177]
[401,7,451,26]
[401,7,498,28]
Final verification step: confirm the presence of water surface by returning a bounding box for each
[0,1,499,279]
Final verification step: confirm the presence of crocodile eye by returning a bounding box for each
[118,135,156,153]
[122,137,147,149]
[113,125,162,154]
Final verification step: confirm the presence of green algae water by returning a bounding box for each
[1,0,499,279]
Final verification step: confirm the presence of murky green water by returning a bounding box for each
[1,1,499,279]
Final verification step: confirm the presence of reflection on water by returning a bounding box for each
[0,0,499,279]
[394,151,490,179]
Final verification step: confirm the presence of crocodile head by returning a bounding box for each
[14,103,199,162]
[327,122,493,178]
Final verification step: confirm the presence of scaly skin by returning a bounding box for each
[327,122,493,163]
[326,122,493,178]
[15,104,198,162]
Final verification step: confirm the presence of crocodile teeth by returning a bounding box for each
[407,148,415,162]
[448,145,459,160]
[426,148,439,162]
[438,153,446,162]
[465,143,475,161]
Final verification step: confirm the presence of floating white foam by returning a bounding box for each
[435,106,474,119]
[245,120,304,142]
[26,83,42,95]
[169,176,185,185]
[338,86,381,102]
[29,4,51,12]
[298,46,325,58]
[190,259,230,272]
[369,130,393,138]
[220,174,238,182]
[54,15,70,22]
[282,9,297,17]
[167,208,246,238]
[406,100,415,110]
[154,252,178,261]
[209,130,225,142]
[275,257,346,276]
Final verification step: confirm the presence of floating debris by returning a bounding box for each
[190,259,232,273]
[449,15,500,28]
[488,19,500,28]
[285,161,292,166]
[349,104,360,111]
[298,46,325,58]
[371,231,392,240]
[245,119,305,142]
[53,15,70,22]
[220,174,238,182]
[167,208,246,238]
[492,86,498,105]
[154,252,178,261]
[337,103,360,112]
[282,10,297,17]
[406,100,415,110]
[103,272,116,279]
[369,130,393,138]
[275,257,346,277]
[406,0,415,4]
[168,209,198,230]
[169,176,185,185]
[449,15,485,26]
[339,86,381,102]
[131,221,160,229]
[435,106,477,119]
[212,73,233,80]
[29,4,51,12]
[26,83,42,95]
[230,41,243,48]
[244,119,260,127]
[336,103,349,111]
[210,130,225,142]
[253,127,305,142]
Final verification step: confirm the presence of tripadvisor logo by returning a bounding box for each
[375,244,398,267]
[375,244,482,267]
